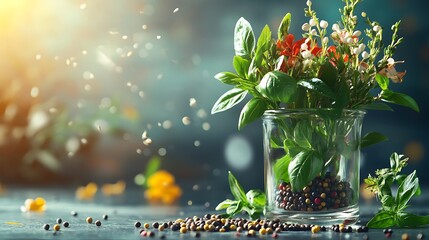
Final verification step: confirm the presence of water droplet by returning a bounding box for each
[162,120,172,129]
[189,98,197,107]
[194,140,200,147]
[182,116,191,125]
[202,122,210,131]
[158,148,167,156]
[156,35,161,40]
[142,24,148,30]
[173,8,179,13]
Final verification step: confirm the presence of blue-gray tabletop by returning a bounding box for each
[0,188,428,240]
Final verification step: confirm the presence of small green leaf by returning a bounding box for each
[297,78,337,100]
[293,120,313,148]
[318,61,338,90]
[288,151,323,192]
[254,25,272,67]
[238,98,267,130]
[380,195,395,211]
[234,17,255,58]
[396,212,429,227]
[360,102,394,111]
[333,77,350,108]
[233,56,250,78]
[277,13,291,40]
[256,71,297,103]
[246,189,266,208]
[211,88,248,114]
[381,90,420,112]
[375,73,389,90]
[366,210,396,228]
[396,170,419,210]
[361,132,388,148]
[215,199,238,211]
[389,152,401,170]
[226,200,243,215]
[214,72,241,85]
[396,174,421,196]
[273,154,292,183]
[141,156,161,187]
[228,171,247,203]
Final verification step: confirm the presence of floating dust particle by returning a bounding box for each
[30,87,39,98]
[156,74,163,80]
[156,35,161,40]
[83,71,94,80]
[147,124,152,130]
[202,122,211,131]
[84,84,91,91]
[189,98,197,107]
[49,108,58,113]
[143,138,152,146]
[82,50,87,55]
[81,138,88,144]
[35,54,42,60]
[126,51,133,57]
[142,24,148,30]
[192,185,199,191]
[157,122,162,127]
[142,131,148,139]
[133,43,139,49]
[162,120,172,129]
[158,148,167,156]
[136,148,142,154]
[197,109,207,118]
[72,62,78,68]
[173,8,179,13]
[194,140,200,147]
[122,35,128,40]
[182,116,191,125]
[138,91,145,98]
[80,3,87,10]
[126,82,132,87]
[109,31,119,35]
[187,200,193,206]
[204,202,210,208]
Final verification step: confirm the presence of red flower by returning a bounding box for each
[327,46,349,62]
[276,34,321,71]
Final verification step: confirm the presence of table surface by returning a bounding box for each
[0,188,428,240]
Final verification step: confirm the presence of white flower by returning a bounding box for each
[309,19,317,27]
[301,43,308,50]
[373,25,382,32]
[353,47,362,55]
[361,51,369,59]
[352,16,358,22]
[353,30,361,37]
[332,23,340,32]
[361,12,367,18]
[344,36,353,44]
[387,58,395,65]
[310,29,317,35]
[301,50,312,59]
[306,0,312,7]
[358,43,366,52]
[302,23,311,31]
[322,37,329,45]
[320,20,328,29]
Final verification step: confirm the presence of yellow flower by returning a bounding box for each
[21,197,46,212]
[144,170,182,205]
[102,180,126,196]
[76,182,98,200]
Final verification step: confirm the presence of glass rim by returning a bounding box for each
[263,108,366,118]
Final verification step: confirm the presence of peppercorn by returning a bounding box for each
[180,226,187,233]
[54,224,61,231]
[171,224,180,231]
[86,217,93,224]
[144,223,150,229]
[134,221,141,228]
[402,233,409,240]
[71,211,78,217]
[95,220,101,227]
[417,233,425,240]
[247,229,256,237]
[102,214,108,220]
[140,230,147,237]
[147,231,155,237]
[63,221,69,228]
[56,218,62,224]
[43,224,50,230]
[259,228,267,235]
[152,222,159,229]
[311,225,321,233]
[158,225,165,231]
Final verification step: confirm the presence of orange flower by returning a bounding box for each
[21,197,46,212]
[144,170,182,205]
[327,46,349,62]
[102,180,126,196]
[76,182,98,200]
[276,34,321,71]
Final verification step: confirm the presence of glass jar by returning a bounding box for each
[263,109,365,225]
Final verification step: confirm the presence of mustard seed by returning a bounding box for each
[54,224,61,231]
[402,233,409,240]
[86,217,93,224]
[180,226,188,233]
[144,223,150,229]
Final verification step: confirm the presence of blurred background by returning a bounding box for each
[0,0,427,205]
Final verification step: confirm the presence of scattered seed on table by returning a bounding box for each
[385,232,392,238]
[63,221,69,228]
[152,222,159,229]
[71,211,78,216]
[147,231,155,237]
[417,233,425,240]
[180,226,187,233]
[43,224,50,230]
[311,225,321,233]
[54,224,61,231]
[158,225,165,231]
[402,233,409,240]
[86,217,93,224]
[95,220,101,227]
[140,230,147,237]
[134,221,141,228]
[144,223,150,229]
[102,214,108,220]
[56,218,62,224]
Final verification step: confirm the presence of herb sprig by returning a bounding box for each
[215,171,265,220]
[365,153,429,228]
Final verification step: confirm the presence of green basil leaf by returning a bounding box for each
[318,61,338,90]
[226,200,243,215]
[333,77,350,109]
[246,189,266,208]
[293,120,313,148]
[389,152,401,170]
[277,13,291,40]
[214,72,242,85]
[366,210,396,228]
[361,132,388,148]
[396,170,419,210]
[359,102,394,111]
[211,88,248,114]
[254,25,272,67]
[273,154,292,183]
[396,175,421,196]
[256,71,297,103]
[381,90,420,112]
[375,73,389,90]
[396,212,429,227]
[234,17,255,58]
[380,195,396,211]
[297,78,337,100]
[288,151,323,192]
[238,98,267,130]
[228,171,247,203]
[215,199,238,210]
[233,56,250,78]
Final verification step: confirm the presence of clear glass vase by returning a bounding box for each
[263,109,365,225]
